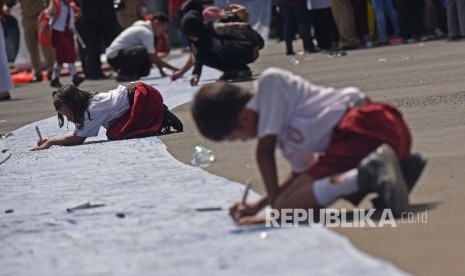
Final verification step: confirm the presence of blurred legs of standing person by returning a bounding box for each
[395,0,425,41]
[371,0,399,42]
[0,22,14,101]
[310,7,339,50]
[446,0,465,39]
[116,0,144,29]
[22,15,55,82]
[74,17,87,80]
[81,0,121,80]
[5,0,55,82]
[352,0,369,45]
[82,21,121,79]
[331,0,358,49]
[278,1,316,55]
[430,0,448,34]
[1,14,20,62]
[270,4,284,41]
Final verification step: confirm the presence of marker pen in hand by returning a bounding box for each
[35,126,43,140]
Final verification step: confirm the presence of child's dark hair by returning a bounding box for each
[150,12,170,24]
[192,82,252,141]
[52,84,95,129]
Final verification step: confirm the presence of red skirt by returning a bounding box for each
[106,82,164,140]
[308,102,412,179]
[52,29,77,64]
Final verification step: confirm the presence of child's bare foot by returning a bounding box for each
[236,215,267,226]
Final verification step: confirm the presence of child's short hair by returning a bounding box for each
[52,84,95,129]
[146,12,169,24]
[192,82,252,141]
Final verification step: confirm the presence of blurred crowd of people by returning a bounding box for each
[1,0,465,101]
[271,0,463,55]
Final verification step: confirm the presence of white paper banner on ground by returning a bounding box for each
[0,56,407,275]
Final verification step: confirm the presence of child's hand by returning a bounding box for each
[229,202,260,221]
[46,7,54,17]
[190,75,199,86]
[235,215,267,226]
[158,68,167,77]
[31,139,50,151]
[171,70,184,81]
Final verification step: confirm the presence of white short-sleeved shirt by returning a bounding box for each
[307,0,331,10]
[246,68,365,173]
[52,1,75,31]
[73,85,130,137]
[105,20,155,59]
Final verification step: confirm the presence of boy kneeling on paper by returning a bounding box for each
[191,68,426,225]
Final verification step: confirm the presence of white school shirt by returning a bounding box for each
[52,1,75,31]
[246,68,365,173]
[307,0,331,10]
[105,20,155,59]
[74,85,130,138]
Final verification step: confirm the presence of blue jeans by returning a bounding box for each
[371,0,399,40]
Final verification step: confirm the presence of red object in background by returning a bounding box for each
[11,71,34,84]
[156,32,170,57]
[169,0,184,15]
[37,10,53,49]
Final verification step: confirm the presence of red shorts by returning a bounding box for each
[308,102,412,179]
[106,82,164,140]
[52,30,77,64]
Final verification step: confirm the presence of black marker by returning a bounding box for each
[35,126,43,140]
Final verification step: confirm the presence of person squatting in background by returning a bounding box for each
[172,8,264,86]
[105,13,179,82]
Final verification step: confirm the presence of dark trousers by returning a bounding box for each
[279,2,315,53]
[1,15,20,62]
[311,8,339,50]
[216,41,254,70]
[74,19,87,76]
[80,0,121,78]
[352,0,369,40]
[395,0,425,38]
[81,21,121,78]
[108,46,152,78]
[197,41,255,73]
[431,0,447,33]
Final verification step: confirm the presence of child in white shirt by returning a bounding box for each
[47,0,84,88]
[192,67,426,224]
[32,82,183,150]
